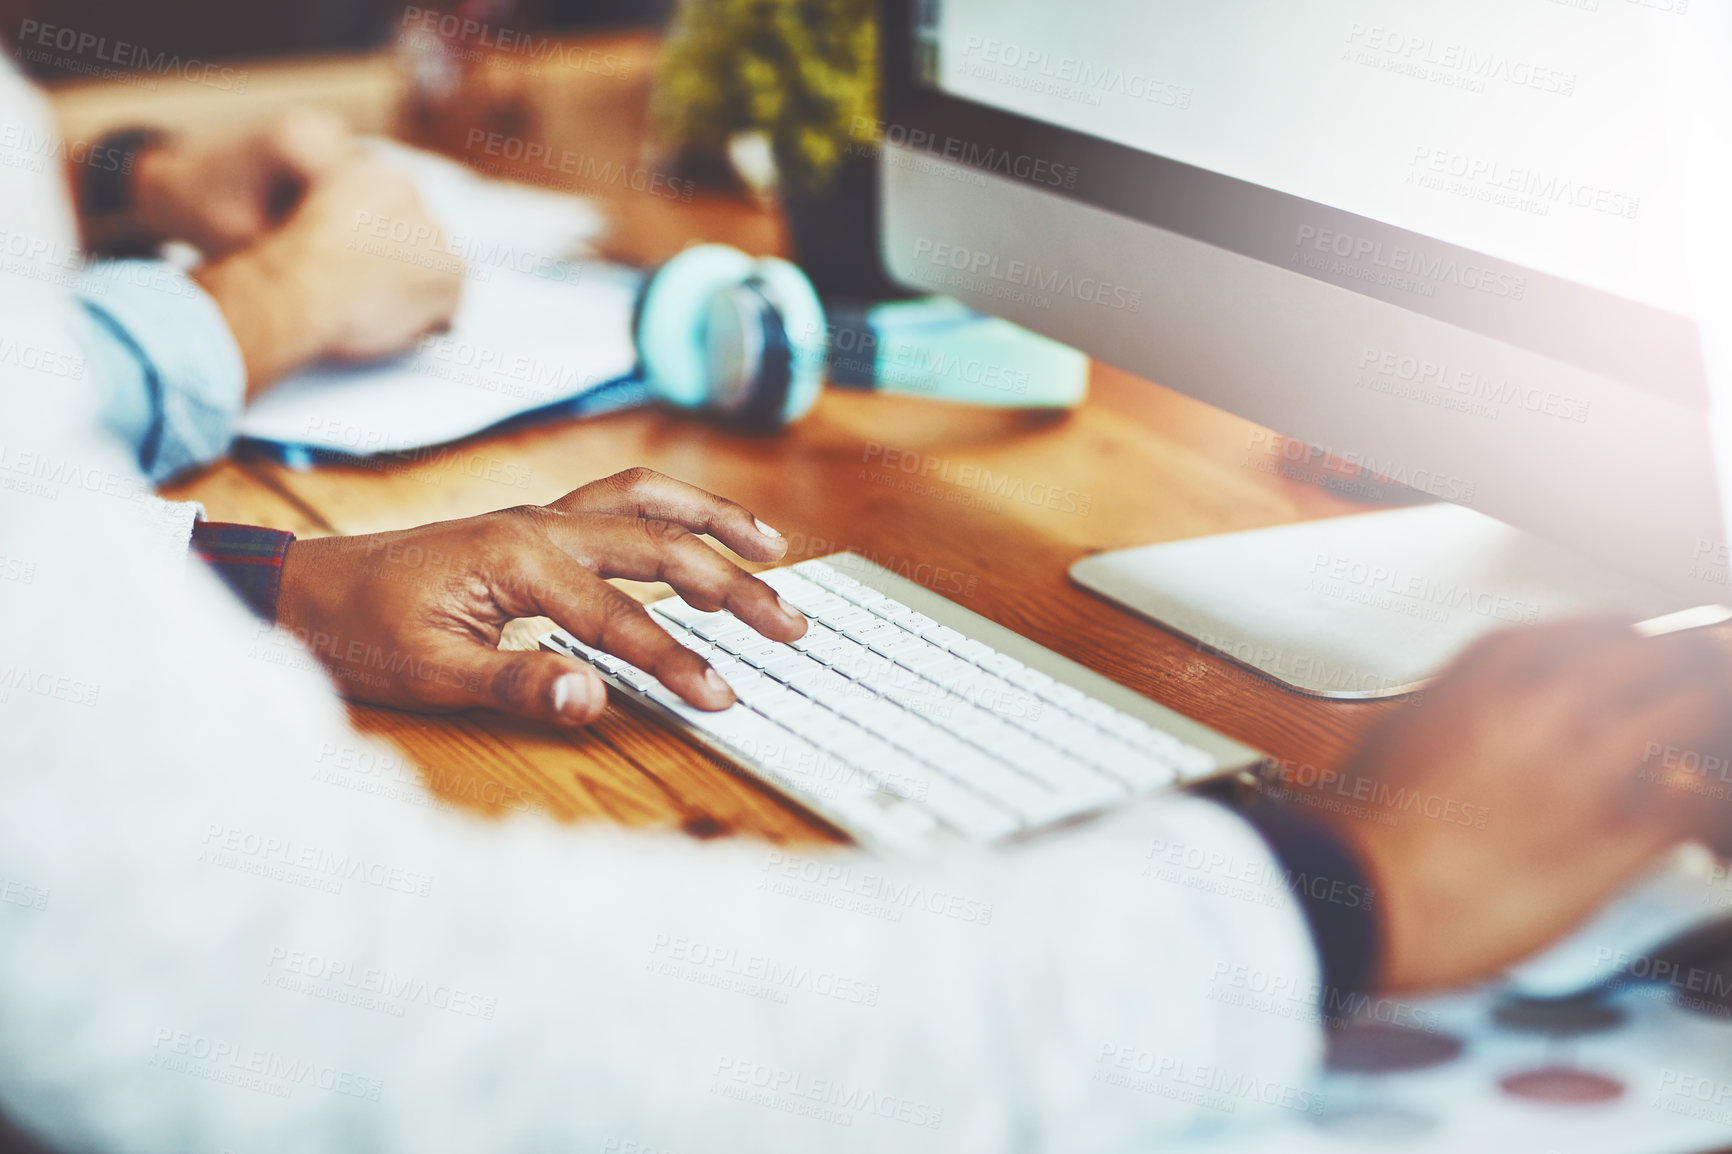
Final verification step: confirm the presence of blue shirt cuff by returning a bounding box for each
[76,259,245,483]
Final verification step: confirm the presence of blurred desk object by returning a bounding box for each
[56,34,1401,844]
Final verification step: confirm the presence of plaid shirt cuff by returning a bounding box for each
[190,521,295,623]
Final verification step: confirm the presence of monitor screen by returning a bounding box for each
[881,0,1727,605]
[919,0,1692,338]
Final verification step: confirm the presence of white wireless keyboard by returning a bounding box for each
[541,553,1264,851]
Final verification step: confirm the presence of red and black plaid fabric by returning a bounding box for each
[189,521,295,623]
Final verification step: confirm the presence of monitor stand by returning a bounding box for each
[1070,503,1731,700]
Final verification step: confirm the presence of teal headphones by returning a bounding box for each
[634,243,1089,430]
[635,244,828,431]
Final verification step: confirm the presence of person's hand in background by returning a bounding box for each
[132,107,352,257]
[274,469,806,724]
[1314,621,1732,991]
[196,153,464,396]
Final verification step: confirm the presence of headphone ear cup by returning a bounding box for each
[636,244,758,409]
[748,257,827,424]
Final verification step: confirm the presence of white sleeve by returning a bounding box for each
[0,56,1324,1154]
[0,468,1325,1154]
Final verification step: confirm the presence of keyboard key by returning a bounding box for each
[894,646,955,675]
[708,653,747,677]
[921,777,1021,841]
[753,569,816,596]
[1016,787,1119,828]
[793,559,840,582]
[830,696,905,732]
[800,563,859,592]
[651,598,712,625]
[790,590,852,616]
[977,652,1024,678]
[1009,747,1126,803]
[695,617,754,644]
[839,586,889,609]
[747,684,803,714]
[760,651,815,678]
[1003,665,1054,692]
[547,630,602,660]
[844,620,903,646]
[1042,712,1112,752]
[813,634,866,663]
[708,631,758,656]
[737,643,786,668]
[788,621,839,652]
[938,752,1056,824]
[950,638,995,662]
[868,633,926,659]
[1035,680,1088,709]
[1072,697,1122,727]
[831,794,942,849]
[1140,727,1189,758]
[1096,710,1154,742]
[920,623,966,647]
[725,669,775,698]
[826,606,877,630]
[1087,741,1179,791]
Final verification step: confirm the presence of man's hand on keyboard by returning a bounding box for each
[1322,620,1732,992]
[273,468,807,725]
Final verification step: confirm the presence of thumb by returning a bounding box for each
[459,648,611,728]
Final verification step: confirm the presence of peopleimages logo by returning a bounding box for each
[910,240,1142,313]
[956,37,1194,110]
[1344,22,1577,96]
[1293,224,1526,300]
[14,19,248,91]
[850,118,1077,190]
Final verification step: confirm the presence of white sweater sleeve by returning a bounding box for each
[0,56,1324,1154]
[0,484,1325,1154]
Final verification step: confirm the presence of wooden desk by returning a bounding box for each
[54,35,1402,844]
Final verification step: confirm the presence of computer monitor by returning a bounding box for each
[878,0,1732,697]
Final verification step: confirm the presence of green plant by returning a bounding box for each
[651,0,878,191]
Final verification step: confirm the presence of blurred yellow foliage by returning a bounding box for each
[651,0,878,191]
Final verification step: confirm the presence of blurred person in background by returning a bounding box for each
[60,109,462,482]
[8,0,686,486]
[4,37,1732,1154]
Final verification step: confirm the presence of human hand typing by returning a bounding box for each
[1315,621,1732,991]
[274,469,807,725]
